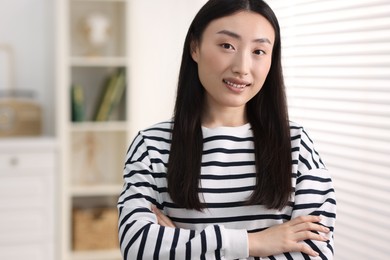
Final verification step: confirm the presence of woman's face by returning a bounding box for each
[192,11,275,116]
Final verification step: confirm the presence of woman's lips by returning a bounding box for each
[223,79,251,89]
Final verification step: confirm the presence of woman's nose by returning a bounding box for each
[231,51,250,76]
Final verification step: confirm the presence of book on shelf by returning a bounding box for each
[94,68,126,121]
[71,84,85,122]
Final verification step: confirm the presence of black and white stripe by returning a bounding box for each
[117,121,336,259]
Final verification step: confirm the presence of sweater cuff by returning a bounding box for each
[222,227,249,259]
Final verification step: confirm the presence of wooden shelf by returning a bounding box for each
[71,249,121,260]
[70,56,127,67]
[71,184,123,197]
[70,121,128,132]
[71,0,125,3]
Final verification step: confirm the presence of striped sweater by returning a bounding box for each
[117,121,336,260]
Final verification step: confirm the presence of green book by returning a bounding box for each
[106,68,126,120]
[71,84,84,122]
[94,72,118,121]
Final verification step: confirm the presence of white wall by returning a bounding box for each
[267,0,390,259]
[0,0,55,135]
[127,0,207,135]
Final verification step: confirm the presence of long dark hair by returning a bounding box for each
[167,0,291,211]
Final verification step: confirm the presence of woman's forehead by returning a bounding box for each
[203,11,275,43]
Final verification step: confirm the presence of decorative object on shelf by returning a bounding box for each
[83,13,112,56]
[72,132,103,185]
[0,44,42,137]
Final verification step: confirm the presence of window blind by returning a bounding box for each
[267,0,390,259]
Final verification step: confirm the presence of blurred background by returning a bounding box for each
[0,0,389,260]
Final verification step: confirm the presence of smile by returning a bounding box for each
[223,79,248,89]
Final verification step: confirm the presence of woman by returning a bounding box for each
[117,0,336,259]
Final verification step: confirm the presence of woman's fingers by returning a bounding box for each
[248,215,330,257]
[288,216,330,256]
[289,215,321,226]
[295,243,320,257]
[292,222,329,234]
[293,230,329,244]
[151,205,176,228]
[289,216,330,241]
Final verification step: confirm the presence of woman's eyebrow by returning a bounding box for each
[216,29,272,44]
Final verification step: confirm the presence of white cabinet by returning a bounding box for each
[0,138,57,260]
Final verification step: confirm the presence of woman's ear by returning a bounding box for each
[190,40,199,63]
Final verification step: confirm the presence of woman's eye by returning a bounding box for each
[220,43,234,50]
[254,49,266,55]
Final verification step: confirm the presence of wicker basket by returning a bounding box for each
[72,207,119,251]
[0,98,42,137]
[0,45,42,137]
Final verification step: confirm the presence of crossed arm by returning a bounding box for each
[152,205,330,258]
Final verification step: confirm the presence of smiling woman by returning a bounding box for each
[117,1,336,259]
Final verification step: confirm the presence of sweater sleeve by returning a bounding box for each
[290,128,336,259]
[117,133,249,260]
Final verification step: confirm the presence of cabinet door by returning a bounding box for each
[0,149,55,260]
[0,243,53,260]
[0,171,54,243]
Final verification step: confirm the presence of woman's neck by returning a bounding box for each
[202,105,248,128]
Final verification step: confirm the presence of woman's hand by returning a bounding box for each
[151,205,176,228]
[248,215,329,257]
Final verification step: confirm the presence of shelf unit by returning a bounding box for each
[56,0,130,259]
[56,1,208,259]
